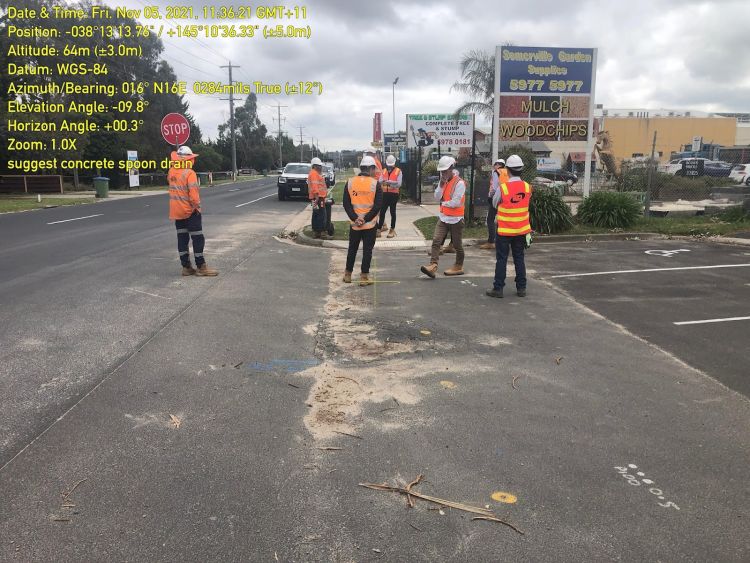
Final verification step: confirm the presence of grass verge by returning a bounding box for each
[0,197,96,213]
[414,214,750,240]
[302,220,351,241]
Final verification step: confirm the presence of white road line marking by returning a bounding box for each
[228,188,240,192]
[674,316,750,326]
[235,193,275,207]
[126,288,172,300]
[47,214,103,225]
[549,263,750,278]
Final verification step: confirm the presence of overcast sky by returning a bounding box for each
[115,0,750,151]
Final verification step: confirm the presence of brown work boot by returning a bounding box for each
[479,242,494,250]
[444,243,456,254]
[376,230,382,238]
[195,264,219,277]
[420,263,438,278]
[182,266,196,276]
[381,225,389,232]
[387,229,396,238]
[343,271,352,283]
[359,273,373,286]
[444,264,464,276]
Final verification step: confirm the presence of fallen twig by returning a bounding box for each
[52,518,71,522]
[61,478,87,500]
[472,516,525,535]
[317,447,343,451]
[555,356,564,365]
[169,414,181,429]
[360,475,523,534]
[287,383,300,389]
[234,361,244,369]
[404,474,423,508]
[333,430,362,440]
[512,375,520,390]
[408,522,423,532]
[379,407,397,413]
[334,376,361,387]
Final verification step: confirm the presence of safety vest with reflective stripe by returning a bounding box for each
[496,180,532,236]
[489,168,510,195]
[440,174,465,218]
[168,166,200,220]
[347,175,378,230]
[381,167,401,193]
[307,169,327,199]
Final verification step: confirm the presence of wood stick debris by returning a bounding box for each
[512,375,520,390]
[472,516,525,535]
[555,356,564,365]
[169,414,181,429]
[287,383,300,389]
[317,447,343,451]
[359,475,524,534]
[333,430,362,440]
[334,376,361,387]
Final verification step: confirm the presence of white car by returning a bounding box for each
[659,157,710,175]
[729,164,750,186]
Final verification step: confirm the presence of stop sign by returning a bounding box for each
[161,113,190,146]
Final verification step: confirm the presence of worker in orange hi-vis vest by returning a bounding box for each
[377,154,402,238]
[420,156,466,279]
[342,156,383,286]
[486,154,533,299]
[479,158,510,250]
[167,146,218,277]
[307,157,328,238]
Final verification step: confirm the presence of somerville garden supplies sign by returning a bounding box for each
[406,114,474,149]
[494,46,596,143]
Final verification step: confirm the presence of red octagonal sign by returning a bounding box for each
[161,113,190,146]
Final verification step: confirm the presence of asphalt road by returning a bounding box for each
[1,200,748,561]
[530,239,750,397]
[0,177,306,468]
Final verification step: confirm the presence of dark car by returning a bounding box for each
[538,169,578,184]
[703,161,733,177]
[277,163,311,200]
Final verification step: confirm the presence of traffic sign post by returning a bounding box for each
[161,113,190,148]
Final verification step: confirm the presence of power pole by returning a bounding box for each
[271,104,287,168]
[220,61,240,179]
[298,126,305,161]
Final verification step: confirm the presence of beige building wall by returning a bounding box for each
[736,124,750,146]
[601,117,737,163]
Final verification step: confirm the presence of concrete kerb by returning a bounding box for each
[285,206,750,250]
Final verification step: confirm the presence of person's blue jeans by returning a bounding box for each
[494,235,526,290]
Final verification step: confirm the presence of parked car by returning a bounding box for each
[323,164,336,187]
[277,162,311,200]
[537,169,578,184]
[658,157,731,176]
[659,157,710,175]
[729,164,750,185]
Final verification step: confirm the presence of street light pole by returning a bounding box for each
[392,77,399,134]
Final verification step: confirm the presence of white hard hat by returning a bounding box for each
[363,147,377,154]
[176,145,198,158]
[437,155,456,171]
[311,157,323,166]
[385,155,396,166]
[505,154,524,168]
[494,158,505,165]
[360,155,376,167]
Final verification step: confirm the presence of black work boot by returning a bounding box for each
[486,288,503,298]
[517,288,527,297]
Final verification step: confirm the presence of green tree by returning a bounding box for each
[498,144,538,184]
[450,49,495,122]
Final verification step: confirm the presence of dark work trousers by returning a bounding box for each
[377,192,399,230]
[346,226,377,273]
[175,211,205,267]
[494,235,526,290]
[486,198,497,244]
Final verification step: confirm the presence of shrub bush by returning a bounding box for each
[498,144,538,184]
[719,205,750,223]
[530,188,574,234]
[577,191,642,229]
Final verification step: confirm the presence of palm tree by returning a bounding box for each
[451,49,495,122]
